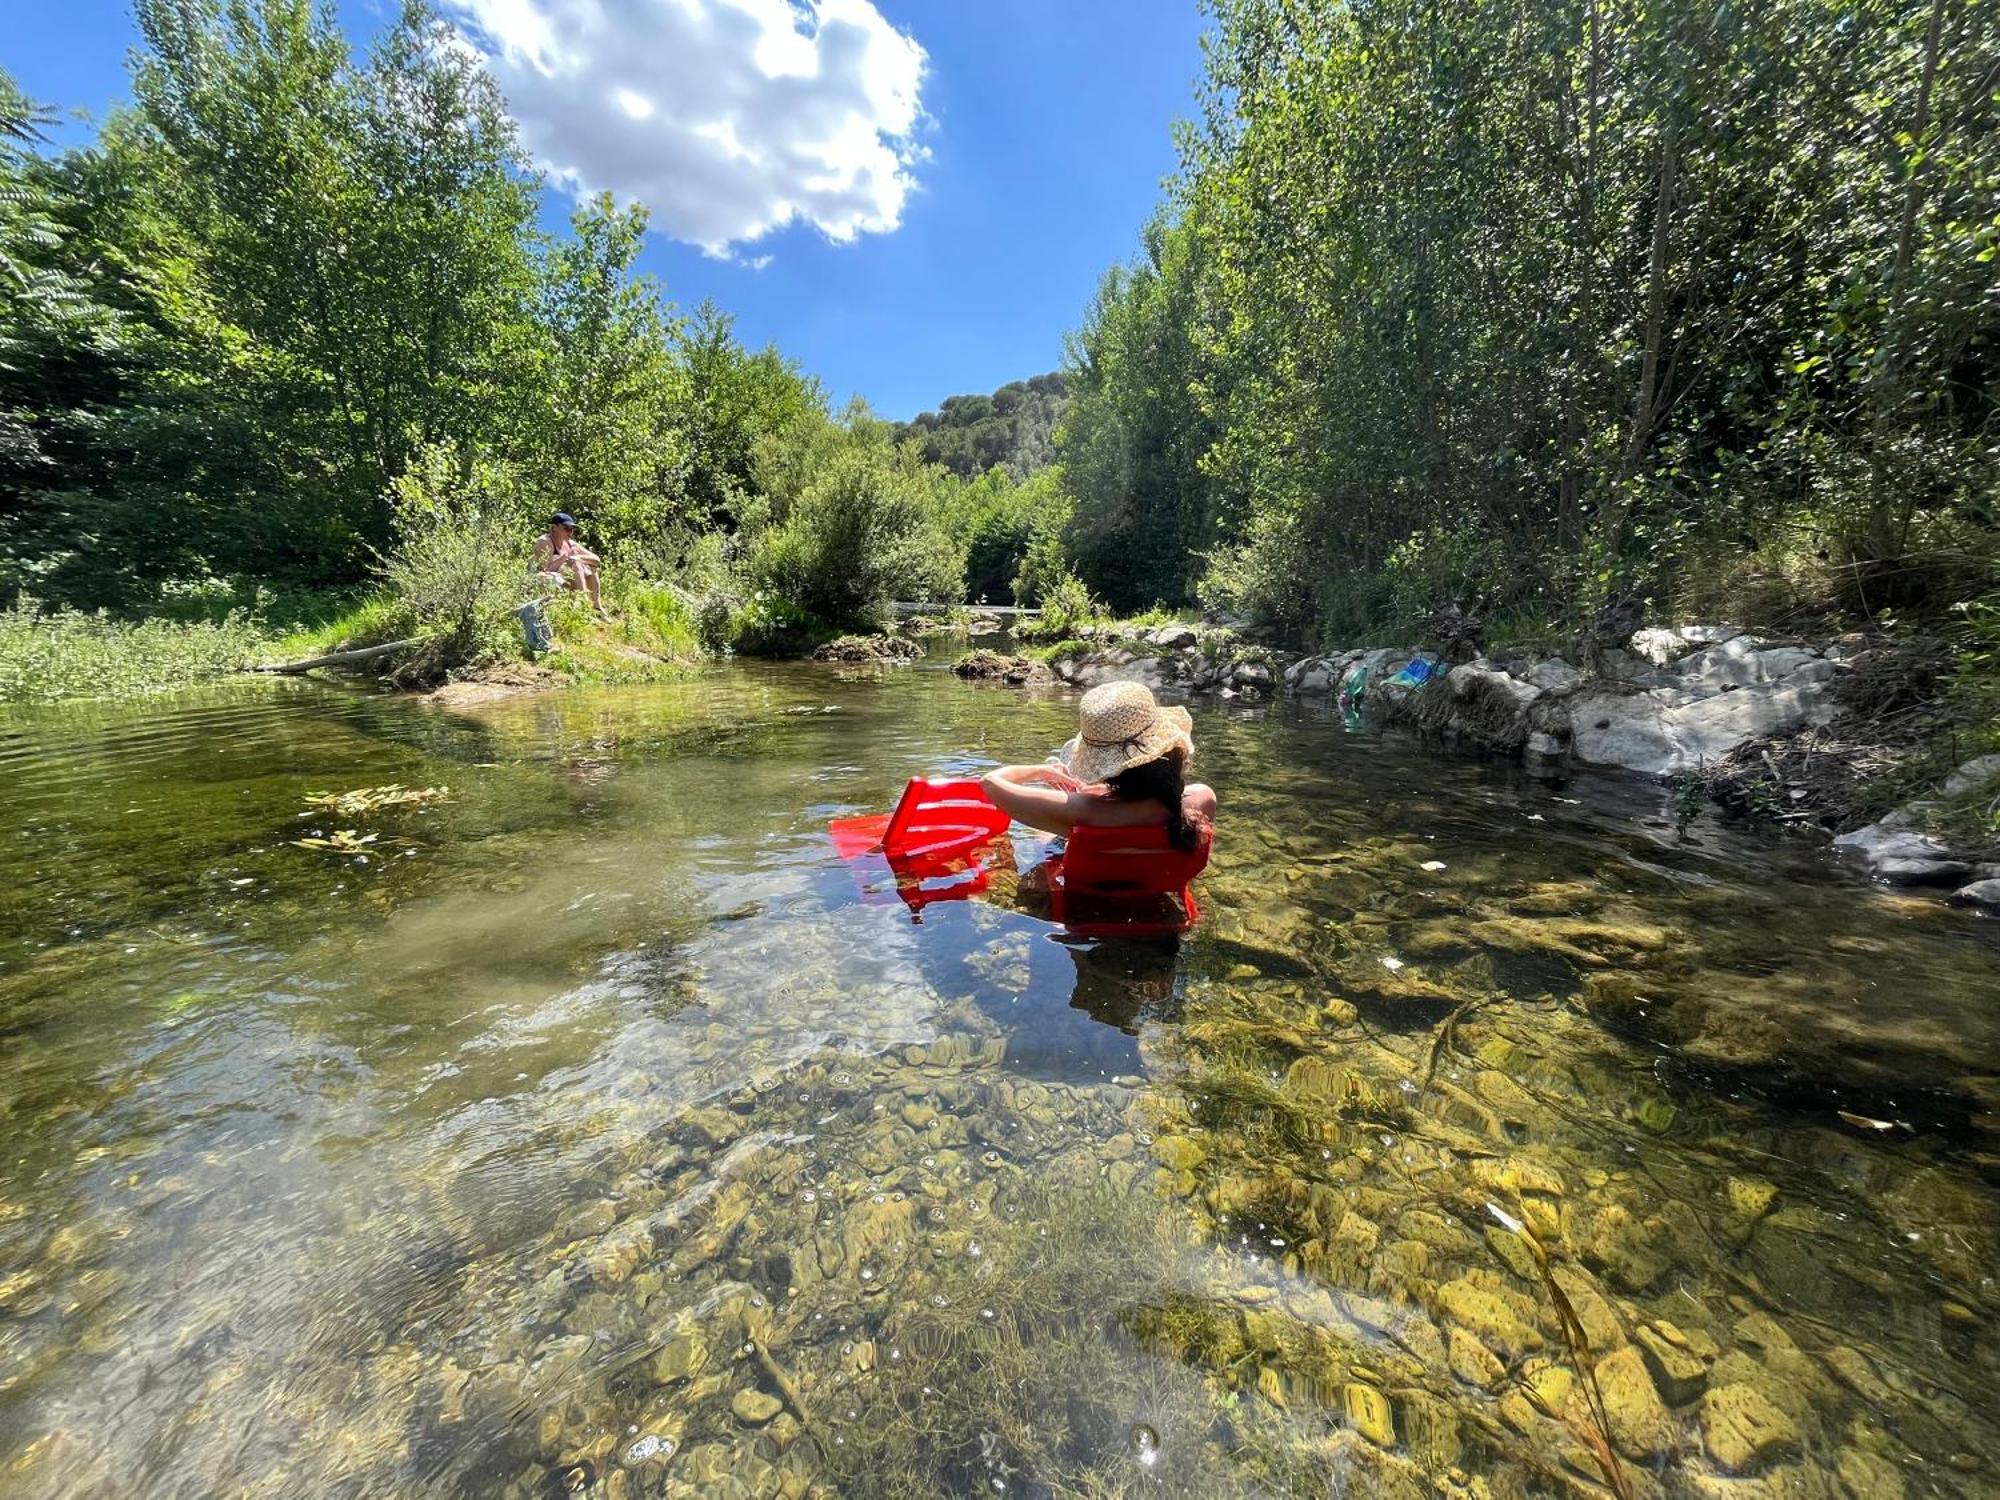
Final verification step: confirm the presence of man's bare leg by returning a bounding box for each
[571,557,607,617]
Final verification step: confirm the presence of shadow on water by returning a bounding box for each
[0,654,1995,1497]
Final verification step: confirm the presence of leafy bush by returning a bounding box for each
[0,597,266,702]
[748,443,963,627]
[724,590,825,656]
[1379,525,1511,632]
[1017,571,1099,641]
[376,443,532,682]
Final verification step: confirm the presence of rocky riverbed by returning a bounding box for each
[3,664,1993,1499]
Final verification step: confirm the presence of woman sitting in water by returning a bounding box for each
[981,681,1216,847]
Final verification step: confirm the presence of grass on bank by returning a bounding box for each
[0,598,269,705]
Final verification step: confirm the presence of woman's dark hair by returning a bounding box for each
[1104,748,1204,852]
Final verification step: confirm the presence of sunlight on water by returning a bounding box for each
[0,653,1995,1497]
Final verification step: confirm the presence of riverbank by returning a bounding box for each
[1014,619,2000,908]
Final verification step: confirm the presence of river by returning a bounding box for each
[0,648,1994,1497]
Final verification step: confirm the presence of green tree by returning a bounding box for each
[748,403,964,623]
[1057,213,1220,612]
[132,0,539,563]
[679,301,824,531]
[517,193,692,560]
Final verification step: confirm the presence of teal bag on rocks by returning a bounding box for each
[1339,663,1370,709]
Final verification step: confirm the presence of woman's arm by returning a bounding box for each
[981,764,1086,836]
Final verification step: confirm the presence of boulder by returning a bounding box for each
[1873,858,1974,885]
[1831,817,1953,868]
[1675,635,1769,690]
[1291,660,1339,696]
[1449,662,1542,714]
[1523,658,1584,693]
[1569,680,1834,777]
[1630,628,1687,667]
[1146,623,1199,650]
[1948,879,2000,910]
[1749,645,1822,679]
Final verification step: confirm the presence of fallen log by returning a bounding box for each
[247,637,425,675]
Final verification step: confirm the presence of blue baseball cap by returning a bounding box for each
[549,512,576,528]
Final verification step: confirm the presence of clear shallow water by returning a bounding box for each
[0,653,1995,1498]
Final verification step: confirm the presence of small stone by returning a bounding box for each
[899,1103,937,1130]
[1596,1345,1676,1461]
[731,1389,782,1426]
[1701,1383,1798,1473]
[652,1329,708,1384]
[1636,1323,1708,1405]
[1448,1327,1505,1389]
[1484,1225,1541,1283]
[1154,1137,1203,1172]
[1837,1446,1906,1500]
[1437,1277,1543,1361]
[1725,1176,1777,1222]
[1343,1383,1396,1446]
[1822,1346,1894,1406]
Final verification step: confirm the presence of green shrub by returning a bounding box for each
[376,443,533,682]
[749,444,963,626]
[725,590,826,656]
[603,575,700,659]
[1020,571,1098,641]
[0,597,266,703]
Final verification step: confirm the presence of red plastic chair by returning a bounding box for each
[1047,822,1211,933]
[828,777,1012,862]
[829,778,1014,919]
[830,778,1210,932]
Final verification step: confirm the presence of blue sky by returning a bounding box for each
[5,0,1207,419]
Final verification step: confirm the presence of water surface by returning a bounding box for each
[1,654,1995,1497]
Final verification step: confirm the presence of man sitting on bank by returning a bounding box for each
[531,512,608,619]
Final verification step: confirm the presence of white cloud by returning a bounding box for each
[451,0,928,254]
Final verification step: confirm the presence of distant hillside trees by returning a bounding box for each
[896,372,1068,479]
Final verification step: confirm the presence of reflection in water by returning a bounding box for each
[0,654,1994,1497]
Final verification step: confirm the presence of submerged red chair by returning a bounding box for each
[1046,821,1211,934]
[830,777,1210,931]
[828,778,1014,919]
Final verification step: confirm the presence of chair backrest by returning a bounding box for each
[1058,821,1212,897]
[879,777,1012,861]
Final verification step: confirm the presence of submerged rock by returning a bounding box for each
[730,1389,781,1426]
[1596,1345,1677,1461]
[1701,1382,1799,1472]
[1342,1382,1397,1446]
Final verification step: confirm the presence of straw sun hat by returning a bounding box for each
[1057,681,1195,785]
